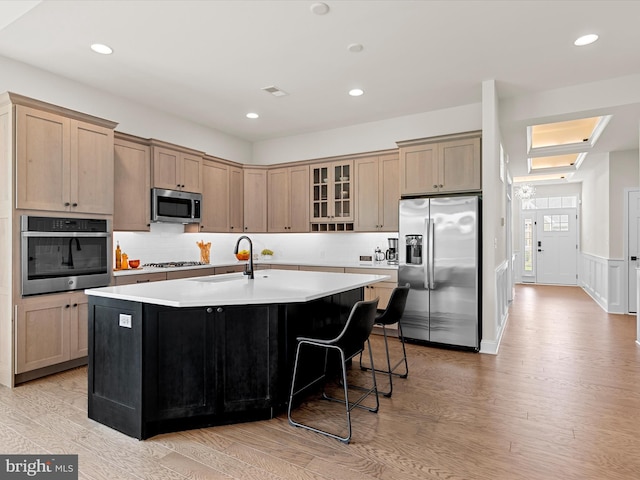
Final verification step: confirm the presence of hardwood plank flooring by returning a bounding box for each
[1,284,639,479]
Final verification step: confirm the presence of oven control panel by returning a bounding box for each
[23,216,109,233]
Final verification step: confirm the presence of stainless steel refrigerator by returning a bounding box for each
[398,195,481,350]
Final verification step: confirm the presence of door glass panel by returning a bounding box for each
[524,218,533,273]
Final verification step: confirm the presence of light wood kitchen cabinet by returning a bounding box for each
[114,135,151,231]
[269,264,299,271]
[355,153,399,232]
[16,291,88,374]
[298,265,345,273]
[310,160,354,231]
[166,267,216,280]
[214,265,245,275]
[15,104,115,214]
[243,168,267,233]
[345,268,398,311]
[229,166,243,233]
[190,158,244,233]
[151,142,203,193]
[398,133,481,196]
[69,292,89,360]
[199,159,230,232]
[268,164,309,232]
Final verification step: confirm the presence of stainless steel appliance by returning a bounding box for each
[21,216,111,296]
[386,237,398,264]
[398,196,481,350]
[151,188,202,224]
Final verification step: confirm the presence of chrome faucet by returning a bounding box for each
[233,235,254,279]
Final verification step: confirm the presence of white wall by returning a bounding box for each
[0,55,252,163]
[609,149,639,259]
[581,153,610,258]
[252,103,482,164]
[480,79,507,354]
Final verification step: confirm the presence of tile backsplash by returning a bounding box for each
[113,223,398,266]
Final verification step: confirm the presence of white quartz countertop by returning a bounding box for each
[88,269,390,308]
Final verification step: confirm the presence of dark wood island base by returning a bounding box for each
[87,288,362,439]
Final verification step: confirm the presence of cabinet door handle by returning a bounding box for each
[136,279,151,283]
[216,307,223,313]
[64,202,70,206]
[72,303,78,307]
[439,184,443,188]
[65,304,70,308]
[72,203,78,207]
[433,185,438,189]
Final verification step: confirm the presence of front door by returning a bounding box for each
[535,208,578,285]
[627,190,640,313]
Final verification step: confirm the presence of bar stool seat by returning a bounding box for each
[360,283,410,397]
[287,298,379,444]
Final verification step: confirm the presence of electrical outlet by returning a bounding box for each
[119,314,132,328]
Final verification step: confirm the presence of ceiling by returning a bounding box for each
[1,0,639,180]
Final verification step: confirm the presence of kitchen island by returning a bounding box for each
[85,269,389,439]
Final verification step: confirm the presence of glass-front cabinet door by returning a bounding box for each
[310,161,353,225]
[333,163,351,220]
[311,165,330,221]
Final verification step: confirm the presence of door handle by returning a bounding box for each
[631,256,637,261]
[538,249,543,252]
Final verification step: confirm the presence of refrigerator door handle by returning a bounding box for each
[425,219,431,290]
[429,218,435,290]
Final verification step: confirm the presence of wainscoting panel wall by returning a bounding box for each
[580,253,625,314]
[481,260,510,354]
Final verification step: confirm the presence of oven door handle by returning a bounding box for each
[21,231,110,238]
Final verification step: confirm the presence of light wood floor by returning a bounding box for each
[1,284,639,479]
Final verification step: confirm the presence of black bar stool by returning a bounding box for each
[360,283,410,397]
[287,297,379,444]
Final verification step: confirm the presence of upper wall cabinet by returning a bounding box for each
[268,164,309,233]
[310,160,354,231]
[398,132,481,196]
[354,153,399,232]
[113,134,151,231]
[150,141,203,193]
[191,157,243,233]
[228,166,243,233]
[243,168,267,233]
[15,104,116,214]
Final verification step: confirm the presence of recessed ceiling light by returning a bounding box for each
[347,43,364,53]
[574,34,598,46]
[246,112,259,119]
[90,43,113,55]
[349,88,364,97]
[310,2,330,15]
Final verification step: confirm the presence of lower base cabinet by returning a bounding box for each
[16,291,88,374]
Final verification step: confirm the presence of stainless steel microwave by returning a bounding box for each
[151,188,202,224]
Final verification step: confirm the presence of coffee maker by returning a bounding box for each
[385,238,399,265]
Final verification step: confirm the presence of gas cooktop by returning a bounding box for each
[143,261,207,268]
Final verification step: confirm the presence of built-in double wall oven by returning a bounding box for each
[21,215,111,296]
